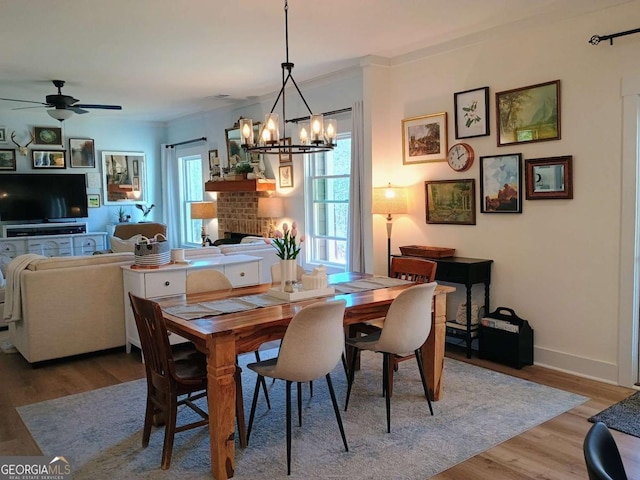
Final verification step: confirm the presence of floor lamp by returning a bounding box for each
[257,196,284,237]
[190,201,217,246]
[372,184,408,276]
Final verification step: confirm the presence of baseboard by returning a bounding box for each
[533,346,618,385]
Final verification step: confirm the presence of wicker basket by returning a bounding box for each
[134,234,171,267]
[399,245,456,259]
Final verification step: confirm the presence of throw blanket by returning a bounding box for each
[3,254,46,323]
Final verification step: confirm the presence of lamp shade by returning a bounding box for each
[190,201,217,220]
[257,196,284,218]
[372,184,408,215]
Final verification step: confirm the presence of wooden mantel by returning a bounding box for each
[205,179,276,193]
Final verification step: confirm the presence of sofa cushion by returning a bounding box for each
[218,242,273,255]
[110,234,143,253]
[27,252,134,271]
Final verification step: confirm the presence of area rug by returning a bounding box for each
[18,353,586,480]
[589,391,640,438]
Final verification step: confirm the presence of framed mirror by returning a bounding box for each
[225,122,261,167]
[101,151,146,205]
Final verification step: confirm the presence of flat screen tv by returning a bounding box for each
[0,173,88,222]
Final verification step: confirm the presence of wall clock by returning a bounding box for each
[447,142,475,172]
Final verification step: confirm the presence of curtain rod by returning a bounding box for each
[286,107,352,124]
[589,27,640,45]
[165,137,207,148]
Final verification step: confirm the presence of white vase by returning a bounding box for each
[280,259,297,293]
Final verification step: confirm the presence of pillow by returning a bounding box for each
[0,256,11,278]
[0,267,5,288]
[110,234,143,253]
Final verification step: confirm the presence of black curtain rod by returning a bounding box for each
[165,137,207,148]
[589,27,640,45]
[286,107,352,124]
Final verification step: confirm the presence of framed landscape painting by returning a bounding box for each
[32,150,66,169]
[69,138,95,168]
[34,126,63,146]
[480,154,522,213]
[402,112,447,164]
[425,179,476,225]
[0,149,16,170]
[496,80,560,146]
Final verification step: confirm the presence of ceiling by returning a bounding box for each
[0,0,631,123]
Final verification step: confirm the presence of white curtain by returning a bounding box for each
[160,145,180,247]
[348,100,366,272]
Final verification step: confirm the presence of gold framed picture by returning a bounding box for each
[402,112,448,164]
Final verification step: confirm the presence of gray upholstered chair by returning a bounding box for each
[186,269,232,294]
[344,282,438,433]
[584,421,628,480]
[246,299,349,475]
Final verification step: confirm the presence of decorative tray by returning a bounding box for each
[266,287,335,302]
[399,245,456,259]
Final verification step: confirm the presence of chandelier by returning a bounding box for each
[240,0,336,156]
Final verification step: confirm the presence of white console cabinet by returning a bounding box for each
[122,254,262,353]
[0,232,107,262]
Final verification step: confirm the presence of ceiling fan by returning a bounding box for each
[0,80,122,121]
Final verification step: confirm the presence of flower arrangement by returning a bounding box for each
[268,221,304,260]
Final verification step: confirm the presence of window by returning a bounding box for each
[180,154,205,246]
[304,133,351,269]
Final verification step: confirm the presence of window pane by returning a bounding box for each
[312,202,348,237]
[311,178,350,201]
[311,237,347,265]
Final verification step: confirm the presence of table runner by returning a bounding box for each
[163,276,412,320]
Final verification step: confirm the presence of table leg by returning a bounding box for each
[465,284,473,358]
[206,334,238,480]
[422,293,447,401]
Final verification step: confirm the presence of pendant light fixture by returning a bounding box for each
[240,0,336,156]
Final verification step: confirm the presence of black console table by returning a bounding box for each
[396,255,493,358]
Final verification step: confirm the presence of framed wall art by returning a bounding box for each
[32,149,66,169]
[425,179,476,225]
[525,155,573,200]
[208,149,219,171]
[480,154,522,213]
[402,112,447,164]
[279,164,293,188]
[0,127,6,143]
[34,126,63,146]
[0,149,16,170]
[69,138,95,168]
[102,151,146,205]
[454,86,490,139]
[279,137,292,164]
[87,194,101,208]
[496,80,560,147]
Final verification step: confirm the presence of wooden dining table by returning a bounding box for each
[159,272,455,479]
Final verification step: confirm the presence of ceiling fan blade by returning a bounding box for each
[68,107,89,114]
[0,97,48,105]
[74,103,122,110]
[12,105,49,111]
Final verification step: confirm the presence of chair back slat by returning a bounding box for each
[273,300,347,382]
[377,282,437,354]
[391,257,437,283]
[129,293,174,392]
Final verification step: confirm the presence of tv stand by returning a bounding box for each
[3,222,87,238]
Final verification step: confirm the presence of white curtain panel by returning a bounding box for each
[348,100,366,272]
[160,145,180,248]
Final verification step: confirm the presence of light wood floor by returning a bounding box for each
[1,334,639,479]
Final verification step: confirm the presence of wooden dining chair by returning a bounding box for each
[349,256,437,395]
[129,293,209,470]
[344,282,438,433]
[246,299,349,475]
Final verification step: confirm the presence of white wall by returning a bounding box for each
[369,2,640,383]
[0,111,166,232]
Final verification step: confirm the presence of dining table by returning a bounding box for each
[159,272,455,479]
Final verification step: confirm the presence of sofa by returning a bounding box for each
[8,253,135,363]
[5,239,281,363]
